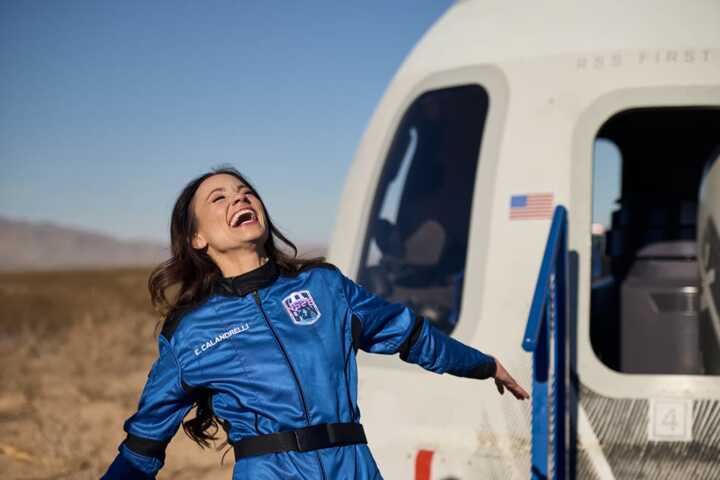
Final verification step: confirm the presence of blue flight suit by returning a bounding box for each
[102,261,496,479]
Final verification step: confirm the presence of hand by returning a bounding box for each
[493,359,530,400]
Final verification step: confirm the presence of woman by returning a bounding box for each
[102,166,529,479]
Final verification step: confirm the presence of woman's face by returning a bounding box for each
[190,173,269,256]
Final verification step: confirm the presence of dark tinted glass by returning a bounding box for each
[358,85,489,335]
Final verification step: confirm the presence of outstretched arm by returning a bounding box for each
[338,269,528,399]
[102,335,195,479]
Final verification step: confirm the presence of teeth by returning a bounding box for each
[231,209,255,227]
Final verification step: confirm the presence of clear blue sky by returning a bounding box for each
[0,1,454,245]
[0,1,618,246]
[593,139,621,229]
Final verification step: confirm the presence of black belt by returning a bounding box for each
[232,422,367,459]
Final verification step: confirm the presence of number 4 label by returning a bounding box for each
[648,398,693,442]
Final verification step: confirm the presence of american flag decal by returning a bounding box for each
[509,193,554,220]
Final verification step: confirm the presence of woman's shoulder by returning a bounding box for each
[296,261,339,275]
[160,310,185,342]
[277,261,348,294]
[293,261,351,284]
[159,298,217,344]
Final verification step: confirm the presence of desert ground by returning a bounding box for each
[0,268,234,479]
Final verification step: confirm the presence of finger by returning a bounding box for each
[503,381,517,397]
[495,380,504,395]
[511,384,530,400]
[500,378,524,399]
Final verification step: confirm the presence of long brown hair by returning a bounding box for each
[148,165,324,449]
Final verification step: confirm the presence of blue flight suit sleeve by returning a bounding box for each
[102,335,195,479]
[338,271,497,379]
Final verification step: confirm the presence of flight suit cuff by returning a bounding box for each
[469,356,497,379]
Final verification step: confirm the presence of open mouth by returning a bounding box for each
[229,208,258,228]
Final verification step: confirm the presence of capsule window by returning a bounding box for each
[357,85,488,335]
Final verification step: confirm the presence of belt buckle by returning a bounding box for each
[292,429,305,452]
[295,423,334,452]
[325,423,337,444]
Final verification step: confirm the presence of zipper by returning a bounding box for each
[252,290,327,480]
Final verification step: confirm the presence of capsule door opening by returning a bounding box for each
[590,107,720,375]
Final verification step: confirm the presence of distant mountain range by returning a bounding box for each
[0,216,327,272]
[0,216,170,272]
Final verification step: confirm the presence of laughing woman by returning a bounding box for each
[101,166,528,480]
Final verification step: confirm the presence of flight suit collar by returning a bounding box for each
[213,259,280,297]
